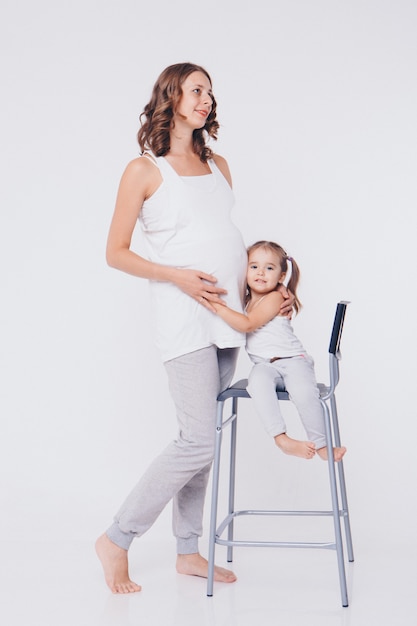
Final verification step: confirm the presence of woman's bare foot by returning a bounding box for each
[176,553,237,583]
[317,446,347,462]
[274,433,316,459]
[95,533,142,593]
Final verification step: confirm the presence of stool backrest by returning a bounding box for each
[329,300,349,357]
[328,301,350,357]
[325,300,350,393]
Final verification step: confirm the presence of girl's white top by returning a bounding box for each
[246,315,307,363]
[139,156,247,362]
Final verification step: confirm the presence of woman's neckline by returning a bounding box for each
[180,173,213,178]
[162,155,213,178]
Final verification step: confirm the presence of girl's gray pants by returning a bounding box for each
[247,354,327,449]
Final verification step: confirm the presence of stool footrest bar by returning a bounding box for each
[230,508,345,517]
[215,538,336,550]
[216,509,347,538]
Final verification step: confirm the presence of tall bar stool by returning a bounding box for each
[207,301,354,607]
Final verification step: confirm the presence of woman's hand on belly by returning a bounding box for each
[170,268,228,312]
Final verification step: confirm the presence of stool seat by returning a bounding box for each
[207,302,354,607]
[218,379,331,402]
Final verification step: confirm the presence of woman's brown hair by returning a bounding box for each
[247,241,302,314]
[137,62,219,162]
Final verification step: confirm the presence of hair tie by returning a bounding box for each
[282,257,293,287]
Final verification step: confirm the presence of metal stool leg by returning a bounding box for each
[322,399,349,607]
[330,394,354,563]
[227,397,238,563]
[207,400,225,596]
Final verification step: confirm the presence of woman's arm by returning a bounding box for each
[106,158,227,306]
[106,157,162,278]
[213,291,284,333]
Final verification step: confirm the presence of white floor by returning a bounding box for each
[1,529,415,626]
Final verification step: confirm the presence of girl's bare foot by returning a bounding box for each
[274,433,316,459]
[317,446,347,462]
[95,533,142,593]
[176,553,237,583]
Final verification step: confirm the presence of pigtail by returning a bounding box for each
[285,256,302,314]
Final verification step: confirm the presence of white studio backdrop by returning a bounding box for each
[1,0,416,555]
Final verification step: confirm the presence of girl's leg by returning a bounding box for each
[247,361,316,459]
[247,362,287,436]
[282,356,346,461]
[280,356,327,449]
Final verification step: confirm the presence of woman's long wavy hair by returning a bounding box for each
[137,62,219,162]
[246,241,302,314]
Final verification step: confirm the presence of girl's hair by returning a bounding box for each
[137,62,219,162]
[247,241,302,313]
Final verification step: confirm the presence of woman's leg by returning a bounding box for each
[105,347,222,549]
[173,347,238,580]
[171,347,238,553]
[97,346,239,591]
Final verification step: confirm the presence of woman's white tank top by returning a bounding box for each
[138,155,247,362]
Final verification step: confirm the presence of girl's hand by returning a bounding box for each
[172,268,227,312]
[277,284,295,318]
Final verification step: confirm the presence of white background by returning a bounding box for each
[1,0,416,600]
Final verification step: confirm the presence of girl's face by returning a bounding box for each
[175,71,213,129]
[247,248,285,295]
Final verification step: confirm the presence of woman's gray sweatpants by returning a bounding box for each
[106,345,238,554]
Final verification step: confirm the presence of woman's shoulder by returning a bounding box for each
[120,155,162,198]
[123,154,159,174]
[212,153,232,187]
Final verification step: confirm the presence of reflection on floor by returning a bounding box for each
[0,531,415,626]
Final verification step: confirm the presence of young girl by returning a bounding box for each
[213,240,346,462]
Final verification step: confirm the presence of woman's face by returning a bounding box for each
[175,71,213,129]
